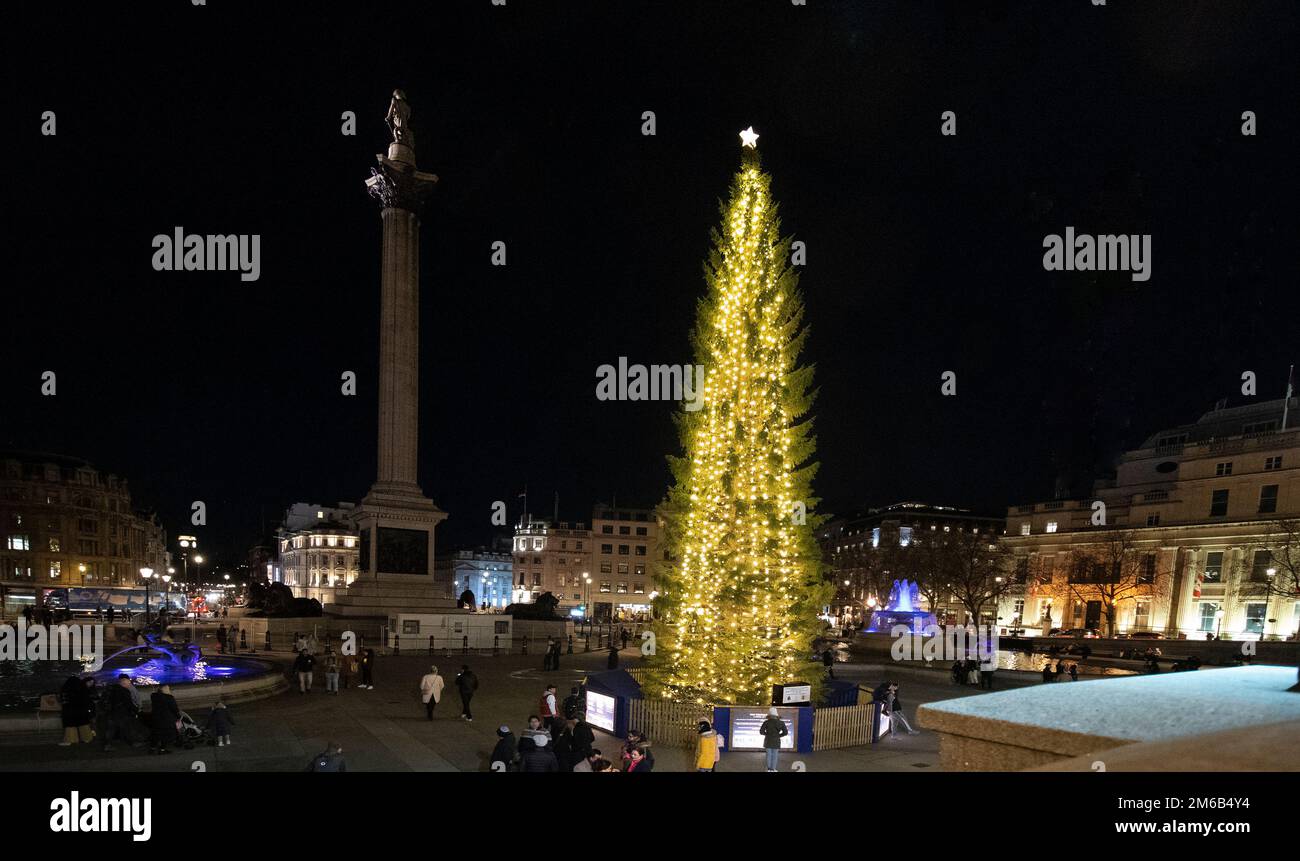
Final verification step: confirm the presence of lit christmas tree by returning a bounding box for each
[648,128,831,706]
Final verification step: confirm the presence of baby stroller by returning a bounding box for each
[178,710,207,746]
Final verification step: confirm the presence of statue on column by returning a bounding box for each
[385,89,414,148]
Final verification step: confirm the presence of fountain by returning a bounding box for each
[92,633,258,687]
[864,579,938,634]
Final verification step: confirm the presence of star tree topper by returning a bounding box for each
[739,126,760,148]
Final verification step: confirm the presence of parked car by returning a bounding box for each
[1127,631,1165,640]
[1049,627,1099,638]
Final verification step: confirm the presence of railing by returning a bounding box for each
[812,702,879,750]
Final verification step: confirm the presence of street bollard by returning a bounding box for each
[567,634,574,655]
[429,634,435,655]
[493,635,500,657]
[462,635,468,655]
[522,635,529,655]
[393,634,400,656]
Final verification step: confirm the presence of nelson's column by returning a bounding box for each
[327,90,457,622]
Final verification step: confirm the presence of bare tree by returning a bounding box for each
[927,530,1015,626]
[1052,529,1172,638]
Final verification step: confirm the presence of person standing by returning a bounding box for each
[419,664,445,720]
[562,686,582,720]
[979,663,995,691]
[607,643,619,669]
[550,638,562,671]
[539,684,559,736]
[292,649,315,694]
[572,715,596,763]
[542,637,555,671]
[106,606,116,625]
[216,624,228,655]
[1041,662,1056,683]
[821,647,835,679]
[490,725,518,771]
[360,649,375,689]
[695,720,724,772]
[518,735,559,772]
[323,649,340,694]
[149,685,181,755]
[625,744,653,772]
[455,664,478,721]
[1068,663,1079,682]
[759,707,788,772]
[57,676,95,747]
[343,652,359,690]
[101,674,140,751]
[207,701,234,746]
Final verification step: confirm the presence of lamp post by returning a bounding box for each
[1215,607,1225,640]
[583,573,592,625]
[140,567,154,625]
[193,555,205,620]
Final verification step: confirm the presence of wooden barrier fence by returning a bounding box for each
[811,702,878,750]
[626,697,708,748]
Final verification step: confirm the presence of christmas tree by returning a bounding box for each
[647,128,831,706]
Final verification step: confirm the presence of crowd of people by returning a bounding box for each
[53,672,237,755]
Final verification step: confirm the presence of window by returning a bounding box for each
[78,518,97,534]
[49,561,61,579]
[1258,484,1278,514]
[533,557,541,565]
[618,526,630,535]
[1203,551,1224,583]
[1139,554,1156,584]
[1199,602,1219,632]
[634,564,645,576]
[600,561,612,574]
[532,538,543,551]
[7,534,30,551]
[560,540,567,550]
[1134,598,1151,631]
[599,581,611,593]
[618,545,629,555]
[531,572,541,586]
[1244,603,1267,635]
[1045,522,1058,534]
[575,541,583,551]
[616,582,628,594]
[1146,514,1160,526]
[1250,550,1273,582]
[617,563,628,575]
[1215,462,1233,477]
[1020,523,1031,536]
[1209,489,1229,517]
[601,525,613,534]
[635,545,646,556]
[601,544,613,555]
[635,527,647,536]
[1264,456,1282,471]
[634,582,645,594]
[1242,421,1277,435]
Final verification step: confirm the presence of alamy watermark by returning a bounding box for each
[0,620,104,671]
[889,624,999,670]
[1042,227,1151,282]
[595,357,705,412]
[152,227,261,282]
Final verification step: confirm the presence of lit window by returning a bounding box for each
[1045,522,1058,533]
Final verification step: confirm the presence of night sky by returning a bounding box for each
[8,1,1299,565]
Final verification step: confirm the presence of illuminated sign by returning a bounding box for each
[728,707,797,751]
[586,690,616,733]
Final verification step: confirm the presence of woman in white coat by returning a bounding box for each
[420,665,445,721]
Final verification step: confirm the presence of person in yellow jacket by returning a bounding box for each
[695,720,725,772]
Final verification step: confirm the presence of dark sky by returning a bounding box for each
[8,1,1299,565]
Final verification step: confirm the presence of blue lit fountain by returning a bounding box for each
[93,633,263,687]
[864,579,938,634]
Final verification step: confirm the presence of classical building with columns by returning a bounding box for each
[998,397,1300,640]
[277,502,361,605]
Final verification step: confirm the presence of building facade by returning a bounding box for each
[0,451,169,618]
[511,517,592,616]
[277,502,361,605]
[589,505,662,622]
[998,397,1300,640]
[509,504,664,621]
[819,501,1006,626]
[436,548,513,610]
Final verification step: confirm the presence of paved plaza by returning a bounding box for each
[0,647,1026,772]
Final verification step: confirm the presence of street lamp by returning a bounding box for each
[1215,607,1225,640]
[583,573,592,624]
[140,567,154,625]
[78,563,87,587]
[193,555,205,619]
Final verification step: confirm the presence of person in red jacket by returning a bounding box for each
[539,684,559,737]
